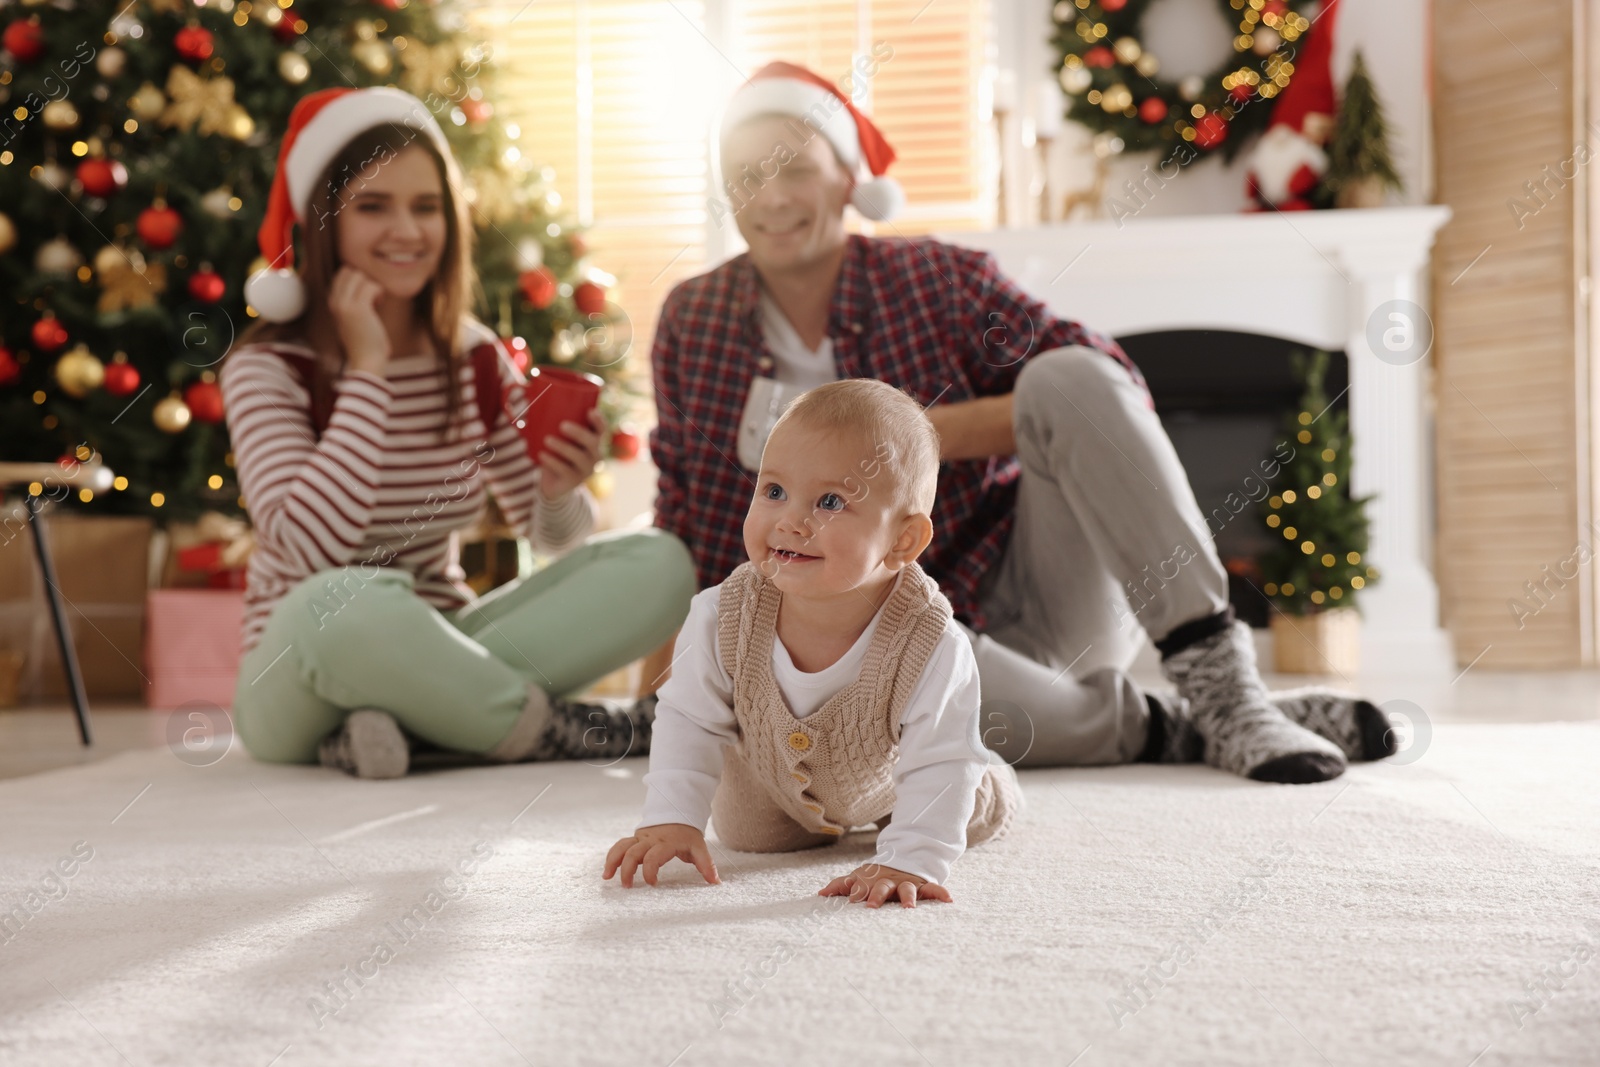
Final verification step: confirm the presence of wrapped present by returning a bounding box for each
[163,511,253,589]
[143,588,245,709]
[0,509,152,702]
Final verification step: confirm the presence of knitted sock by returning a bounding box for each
[318,709,409,779]
[1137,692,1204,764]
[533,693,657,762]
[1269,687,1398,761]
[1159,618,1346,783]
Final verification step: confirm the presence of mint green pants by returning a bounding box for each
[232,527,695,764]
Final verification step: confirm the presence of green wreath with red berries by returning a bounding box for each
[1051,0,1321,160]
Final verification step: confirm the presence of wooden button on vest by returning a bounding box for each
[787,731,811,752]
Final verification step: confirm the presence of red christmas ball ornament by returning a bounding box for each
[1229,83,1255,104]
[0,347,20,387]
[32,316,69,353]
[3,18,45,64]
[505,335,531,374]
[183,379,224,423]
[461,98,492,125]
[1101,0,1128,9]
[174,25,214,64]
[376,0,406,8]
[1192,112,1229,150]
[1138,97,1168,124]
[103,358,140,397]
[518,267,558,309]
[187,268,226,303]
[609,427,642,462]
[137,202,184,249]
[272,10,307,43]
[572,280,607,316]
[1084,46,1115,69]
[1262,1,1289,16]
[76,158,129,198]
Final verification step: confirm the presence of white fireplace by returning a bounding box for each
[940,205,1455,678]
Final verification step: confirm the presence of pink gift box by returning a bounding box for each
[143,589,245,709]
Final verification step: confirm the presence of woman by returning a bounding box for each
[222,86,694,778]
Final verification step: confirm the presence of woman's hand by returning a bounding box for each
[603,823,721,887]
[328,266,391,376]
[819,862,952,908]
[537,407,607,501]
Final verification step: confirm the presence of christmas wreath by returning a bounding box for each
[1051,0,1321,160]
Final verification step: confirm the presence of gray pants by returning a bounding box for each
[967,346,1231,767]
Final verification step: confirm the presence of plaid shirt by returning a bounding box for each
[649,233,1148,630]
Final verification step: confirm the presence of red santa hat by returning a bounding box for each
[720,60,904,221]
[1245,0,1340,209]
[244,86,453,322]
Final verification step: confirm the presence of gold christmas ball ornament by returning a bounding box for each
[35,237,84,275]
[0,212,15,254]
[352,39,392,76]
[55,345,106,398]
[1112,37,1142,65]
[549,329,579,363]
[153,393,192,433]
[278,51,311,85]
[200,186,237,218]
[1059,65,1092,94]
[586,467,614,500]
[1134,53,1160,77]
[1100,83,1133,113]
[34,161,70,191]
[129,82,167,121]
[97,46,127,78]
[1179,75,1205,102]
[224,103,254,141]
[42,100,80,130]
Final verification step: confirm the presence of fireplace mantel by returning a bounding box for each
[940,205,1454,677]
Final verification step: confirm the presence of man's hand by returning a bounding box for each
[923,395,1015,460]
[818,862,951,909]
[603,823,720,888]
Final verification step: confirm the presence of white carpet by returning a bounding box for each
[2,723,1597,1066]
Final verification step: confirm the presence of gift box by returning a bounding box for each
[0,507,153,702]
[143,588,246,709]
[160,511,253,590]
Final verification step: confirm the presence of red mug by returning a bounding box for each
[505,365,603,462]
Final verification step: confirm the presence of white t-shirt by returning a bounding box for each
[638,570,993,886]
[734,292,844,470]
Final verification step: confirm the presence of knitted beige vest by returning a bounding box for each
[717,560,1016,845]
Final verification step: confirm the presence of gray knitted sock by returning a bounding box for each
[1270,688,1398,761]
[1138,691,1205,764]
[1160,620,1346,783]
[532,693,657,762]
[318,709,409,779]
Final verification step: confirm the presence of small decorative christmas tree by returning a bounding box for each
[1258,350,1378,614]
[1321,50,1403,208]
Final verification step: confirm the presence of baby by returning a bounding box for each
[602,379,1022,908]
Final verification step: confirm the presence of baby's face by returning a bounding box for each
[743,421,908,601]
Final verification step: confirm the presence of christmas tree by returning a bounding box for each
[0,0,630,524]
[1321,50,1402,208]
[1258,350,1378,614]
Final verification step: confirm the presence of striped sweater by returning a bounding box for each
[219,319,597,657]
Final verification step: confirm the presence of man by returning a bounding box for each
[646,61,1393,783]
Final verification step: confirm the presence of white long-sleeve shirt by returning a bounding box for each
[220,317,596,656]
[639,572,993,885]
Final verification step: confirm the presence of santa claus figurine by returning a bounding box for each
[1244,0,1340,211]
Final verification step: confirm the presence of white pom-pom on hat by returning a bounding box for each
[851,175,904,221]
[243,268,306,323]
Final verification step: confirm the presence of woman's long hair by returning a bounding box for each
[235,121,478,442]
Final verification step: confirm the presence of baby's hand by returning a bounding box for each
[818,862,952,908]
[603,823,720,888]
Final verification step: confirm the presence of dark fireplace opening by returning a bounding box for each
[1116,330,1350,629]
